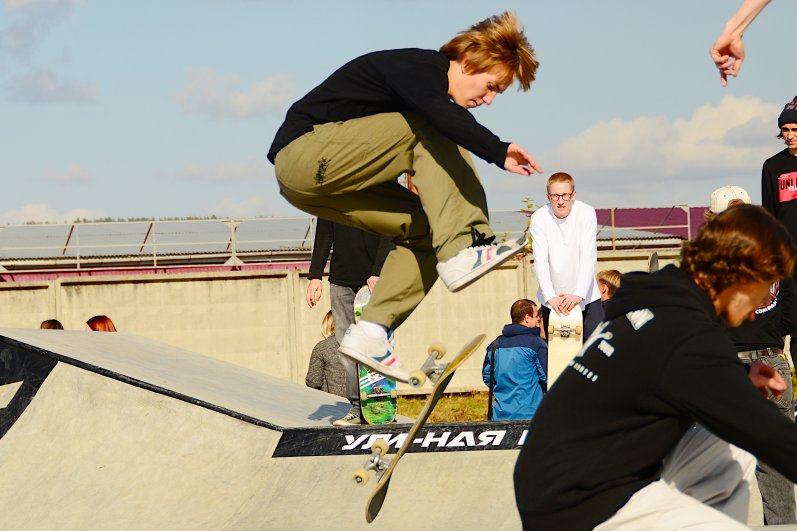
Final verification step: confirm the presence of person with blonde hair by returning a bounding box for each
[269,12,542,384]
[596,269,621,302]
[305,311,348,405]
[529,172,603,340]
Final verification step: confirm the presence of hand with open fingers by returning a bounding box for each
[306,278,323,308]
[504,143,542,176]
[710,31,745,87]
[748,360,787,399]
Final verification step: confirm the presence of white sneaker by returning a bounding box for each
[436,232,528,292]
[338,323,410,383]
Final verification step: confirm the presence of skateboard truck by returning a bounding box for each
[548,323,582,339]
[353,439,391,486]
[408,342,448,388]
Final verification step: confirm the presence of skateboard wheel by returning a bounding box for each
[390,389,398,399]
[575,325,583,335]
[371,439,389,456]
[409,370,427,388]
[360,391,368,403]
[427,342,446,359]
[353,468,369,486]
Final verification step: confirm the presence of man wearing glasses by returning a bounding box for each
[528,172,604,340]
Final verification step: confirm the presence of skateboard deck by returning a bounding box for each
[547,306,583,386]
[354,334,486,523]
[647,251,659,273]
[353,286,397,425]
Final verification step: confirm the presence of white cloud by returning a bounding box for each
[4,68,95,103]
[0,203,107,224]
[178,159,270,182]
[489,95,783,208]
[1,0,77,59]
[175,68,295,118]
[43,164,91,183]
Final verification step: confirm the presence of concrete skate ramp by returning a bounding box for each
[0,329,524,530]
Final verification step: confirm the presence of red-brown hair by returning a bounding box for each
[440,12,539,90]
[86,315,117,332]
[681,205,796,299]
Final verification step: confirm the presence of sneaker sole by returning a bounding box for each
[332,420,363,427]
[442,234,527,292]
[338,344,411,384]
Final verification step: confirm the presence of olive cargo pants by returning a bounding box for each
[275,112,495,330]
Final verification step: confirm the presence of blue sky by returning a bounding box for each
[0,0,794,224]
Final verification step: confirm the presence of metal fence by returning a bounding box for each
[0,207,699,273]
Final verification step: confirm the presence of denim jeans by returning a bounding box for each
[739,351,797,524]
[330,282,360,409]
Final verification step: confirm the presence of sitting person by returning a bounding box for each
[85,315,117,332]
[596,269,621,303]
[483,299,547,421]
[306,311,347,401]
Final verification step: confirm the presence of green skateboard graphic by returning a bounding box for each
[353,286,397,425]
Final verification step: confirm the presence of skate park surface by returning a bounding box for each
[0,328,794,530]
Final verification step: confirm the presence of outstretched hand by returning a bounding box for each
[748,360,786,399]
[710,31,746,87]
[504,143,542,176]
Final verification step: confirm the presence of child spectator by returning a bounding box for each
[306,311,348,401]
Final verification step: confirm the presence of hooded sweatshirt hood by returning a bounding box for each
[606,264,717,323]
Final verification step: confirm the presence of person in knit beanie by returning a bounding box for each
[762,93,797,372]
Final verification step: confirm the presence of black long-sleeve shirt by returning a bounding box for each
[307,219,392,287]
[515,266,797,530]
[267,48,509,167]
[762,148,797,244]
[726,277,797,351]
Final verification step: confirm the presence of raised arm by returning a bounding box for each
[710,0,772,86]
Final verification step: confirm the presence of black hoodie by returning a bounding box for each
[514,265,797,530]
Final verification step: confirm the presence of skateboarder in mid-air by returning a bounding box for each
[268,12,541,383]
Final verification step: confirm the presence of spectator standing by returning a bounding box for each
[530,172,604,339]
[708,185,797,525]
[306,218,392,426]
[762,95,797,367]
[483,299,547,421]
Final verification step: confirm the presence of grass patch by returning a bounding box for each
[398,391,489,422]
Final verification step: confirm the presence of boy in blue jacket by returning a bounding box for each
[483,299,547,420]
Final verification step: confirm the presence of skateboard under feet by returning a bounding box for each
[352,334,486,523]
